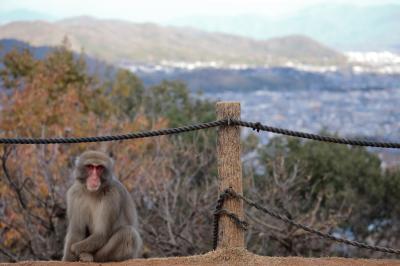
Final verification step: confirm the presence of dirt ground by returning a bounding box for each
[1,248,400,266]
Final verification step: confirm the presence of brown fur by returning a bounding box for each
[62,151,142,262]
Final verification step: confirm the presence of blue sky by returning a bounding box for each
[1,0,399,23]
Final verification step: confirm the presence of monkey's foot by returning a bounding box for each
[79,252,94,262]
[61,253,78,262]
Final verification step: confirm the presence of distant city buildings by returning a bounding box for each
[206,88,400,142]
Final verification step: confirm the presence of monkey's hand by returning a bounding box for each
[71,234,107,255]
[71,242,85,256]
[79,252,94,262]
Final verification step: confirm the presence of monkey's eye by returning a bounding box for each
[85,165,95,171]
[85,165,105,172]
[95,165,105,172]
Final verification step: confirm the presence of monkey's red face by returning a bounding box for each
[85,164,104,192]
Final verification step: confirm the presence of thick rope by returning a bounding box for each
[1,119,400,148]
[213,190,228,250]
[230,119,400,149]
[0,120,226,144]
[224,188,400,255]
[212,191,248,250]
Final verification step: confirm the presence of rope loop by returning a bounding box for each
[215,209,248,230]
[213,188,246,250]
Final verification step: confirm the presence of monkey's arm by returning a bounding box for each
[63,187,87,261]
[62,219,86,261]
[62,227,85,261]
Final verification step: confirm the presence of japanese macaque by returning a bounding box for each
[62,151,142,262]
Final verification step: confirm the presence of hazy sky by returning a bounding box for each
[1,0,399,22]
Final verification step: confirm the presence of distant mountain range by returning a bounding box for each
[3,38,400,94]
[0,17,346,66]
[1,4,399,53]
[169,4,400,52]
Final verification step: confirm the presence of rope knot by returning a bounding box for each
[252,122,262,132]
[225,187,237,198]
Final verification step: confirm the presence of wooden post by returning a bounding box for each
[216,101,244,249]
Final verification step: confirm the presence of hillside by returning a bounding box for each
[0,39,116,84]
[0,17,346,65]
[0,38,52,59]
